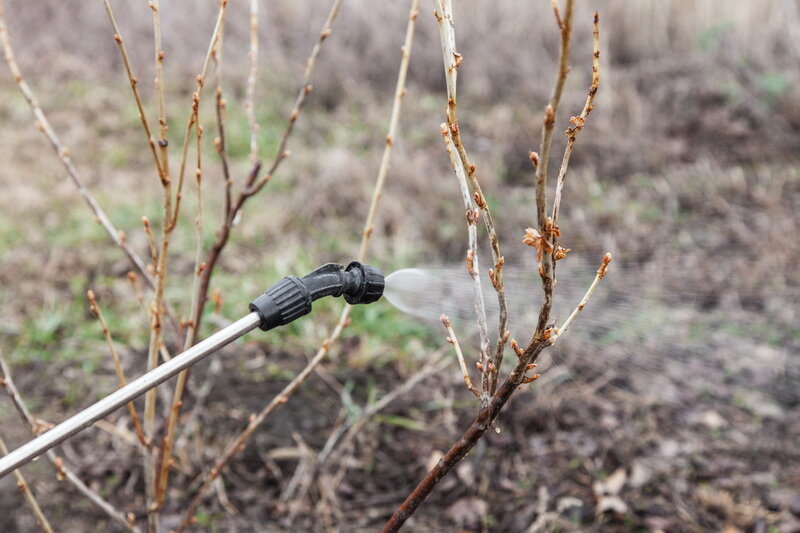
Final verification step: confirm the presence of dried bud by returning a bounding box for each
[522,227,553,262]
[554,245,571,261]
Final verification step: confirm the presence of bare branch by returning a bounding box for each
[155,93,208,508]
[550,252,611,343]
[149,0,169,177]
[0,353,138,531]
[441,123,491,400]
[357,0,419,261]
[246,0,260,163]
[247,0,344,196]
[383,5,607,530]
[535,0,574,229]
[433,0,508,393]
[171,0,228,230]
[440,315,480,397]
[532,0,574,343]
[0,435,53,533]
[178,1,420,526]
[186,0,343,348]
[87,290,148,448]
[0,1,153,289]
[102,0,166,184]
[551,12,600,227]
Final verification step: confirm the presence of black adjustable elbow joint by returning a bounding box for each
[249,261,384,331]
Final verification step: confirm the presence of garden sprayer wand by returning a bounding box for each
[0,261,384,478]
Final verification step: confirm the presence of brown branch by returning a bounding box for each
[551,252,611,343]
[141,5,231,523]
[0,1,152,289]
[441,122,491,399]
[382,339,548,532]
[245,0,344,197]
[382,250,610,531]
[246,0,260,163]
[177,0,419,526]
[551,12,600,228]
[186,0,343,347]
[87,290,148,448]
[0,353,138,531]
[154,87,208,508]
[149,0,170,180]
[532,0,574,342]
[433,0,508,394]
[357,0,419,260]
[102,0,167,185]
[170,0,227,231]
[440,315,480,398]
[534,0,573,230]
[213,30,233,226]
[383,8,607,530]
[0,435,54,533]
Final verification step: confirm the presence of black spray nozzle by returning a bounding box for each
[249,261,385,331]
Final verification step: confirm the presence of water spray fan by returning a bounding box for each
[0,261,384,478]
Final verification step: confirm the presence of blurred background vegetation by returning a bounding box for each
[0,0,797,531]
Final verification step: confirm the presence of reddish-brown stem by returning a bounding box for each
[177,1,417,526]
[185,0,343,345]
[382,340,547,532]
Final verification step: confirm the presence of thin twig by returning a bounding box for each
[0,353,138,531]
[102,0,166,185]
[155,92,207,507]
[87,290,148,448]
[184,0,342,345]
[550,253,611,343]
[213,28,233,227]
[246,0,260,163]
[149,0,170,180]
[440,315,479,397]
[441,123,491,400]
[532,0,574,342]
[142,217,158,268]
[534,0,573,229]
[433,0,507,394]
[0,1,152,288]
[144,3,227,518]
[383,8,607,530]
[0,435,54,533]
[177,1,419,526]
[551,12,600,228]
[246,0,343,196]
[171,0,228,230]
[357,0,419,260]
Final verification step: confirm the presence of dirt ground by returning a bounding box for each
[0,1,798,532]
